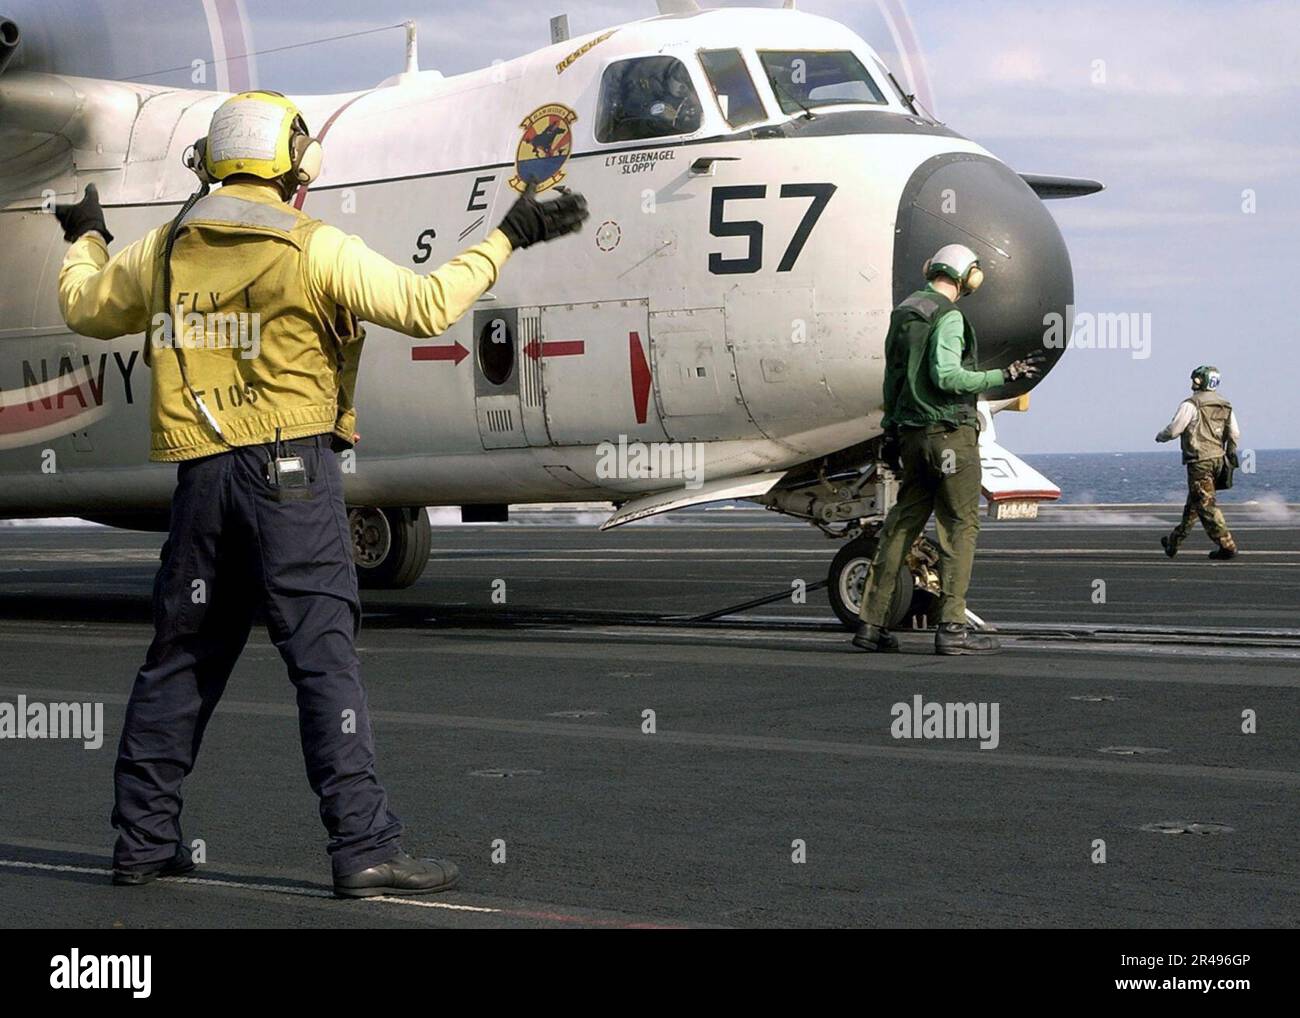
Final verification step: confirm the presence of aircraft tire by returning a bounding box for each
[351,506,432,589]
[827,534,914,630]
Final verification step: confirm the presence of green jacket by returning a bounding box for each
[881,285,1005,430]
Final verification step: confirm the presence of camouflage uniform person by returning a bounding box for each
[1156,365,1240,559]
[852,244,1043,656]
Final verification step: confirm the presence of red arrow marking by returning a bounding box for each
[524,339,585,360]
[411,341,469,365]
[629,331,652,424]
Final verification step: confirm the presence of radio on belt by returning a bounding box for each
[266,429,309,490]
[266,454,307,489]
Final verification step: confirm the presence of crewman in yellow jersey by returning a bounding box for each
[55,90,588,896]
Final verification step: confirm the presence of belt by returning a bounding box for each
[280,433,331,450]
[899,421,971,435]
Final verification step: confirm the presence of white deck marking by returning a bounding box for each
[0,859,498,913]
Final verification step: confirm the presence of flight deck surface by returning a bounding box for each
[1,505,1295,928]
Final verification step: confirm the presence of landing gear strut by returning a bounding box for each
[348,506,432,589]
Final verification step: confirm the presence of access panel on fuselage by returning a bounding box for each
[648,308,760,442]
[536,299,666,446]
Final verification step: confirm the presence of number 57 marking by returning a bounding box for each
[708,182,837,275]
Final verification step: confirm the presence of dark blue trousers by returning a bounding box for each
[112,435,402,878]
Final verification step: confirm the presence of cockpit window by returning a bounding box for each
[698,49,767,128]
[758,50,887,114]
[596,56,704,143]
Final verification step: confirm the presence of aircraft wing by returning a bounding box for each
[0,70,162,205]
[0,72,92,197]
[0,1,257,203]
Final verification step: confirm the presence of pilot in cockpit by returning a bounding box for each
[604,58,701,141]
[653,60,701,129]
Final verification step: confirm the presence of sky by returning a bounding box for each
[20,0,1298,453]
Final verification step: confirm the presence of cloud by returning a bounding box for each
[988,48,1047,85]
[920,0,1300,98]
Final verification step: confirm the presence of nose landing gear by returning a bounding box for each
[756,449,943,630]
[826,529,940,630]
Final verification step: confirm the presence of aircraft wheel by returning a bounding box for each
[827,534,914,630]
[350,507,431,589]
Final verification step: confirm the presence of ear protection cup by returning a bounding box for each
[183,137,213,184]
[293,136,322,185]
[922,255,983,294]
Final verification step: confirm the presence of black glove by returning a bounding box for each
[1005,349,1047,381]
[497,182,589,250]
[880,429,902,472]
[54,183,114,244]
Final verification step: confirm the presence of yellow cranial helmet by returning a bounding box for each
[185,91,322,192]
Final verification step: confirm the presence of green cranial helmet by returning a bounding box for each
[1191,365,1221,391]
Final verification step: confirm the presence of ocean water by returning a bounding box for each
[1020,449,1299,505]
[0,452,1294,529]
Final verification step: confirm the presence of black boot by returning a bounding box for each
[852,623,899,652]
[1208,545,1237,560]
[935,623,1001,656]
[1161,534,1178,558]
[334,851,460,899]
[112,845,197,886]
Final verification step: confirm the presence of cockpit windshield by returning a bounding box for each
[699,49,767,128]
[596,56,704,142]
[758,50,887,114]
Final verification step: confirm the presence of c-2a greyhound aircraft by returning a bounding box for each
[0,0,1101,627]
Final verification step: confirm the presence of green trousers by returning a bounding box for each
[860,423,982,626]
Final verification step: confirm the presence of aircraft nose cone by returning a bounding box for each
[892,153,1073,399]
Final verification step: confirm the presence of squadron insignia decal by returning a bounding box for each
[509,103,578,194]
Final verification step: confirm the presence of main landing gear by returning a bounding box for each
[347,506,432,589]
